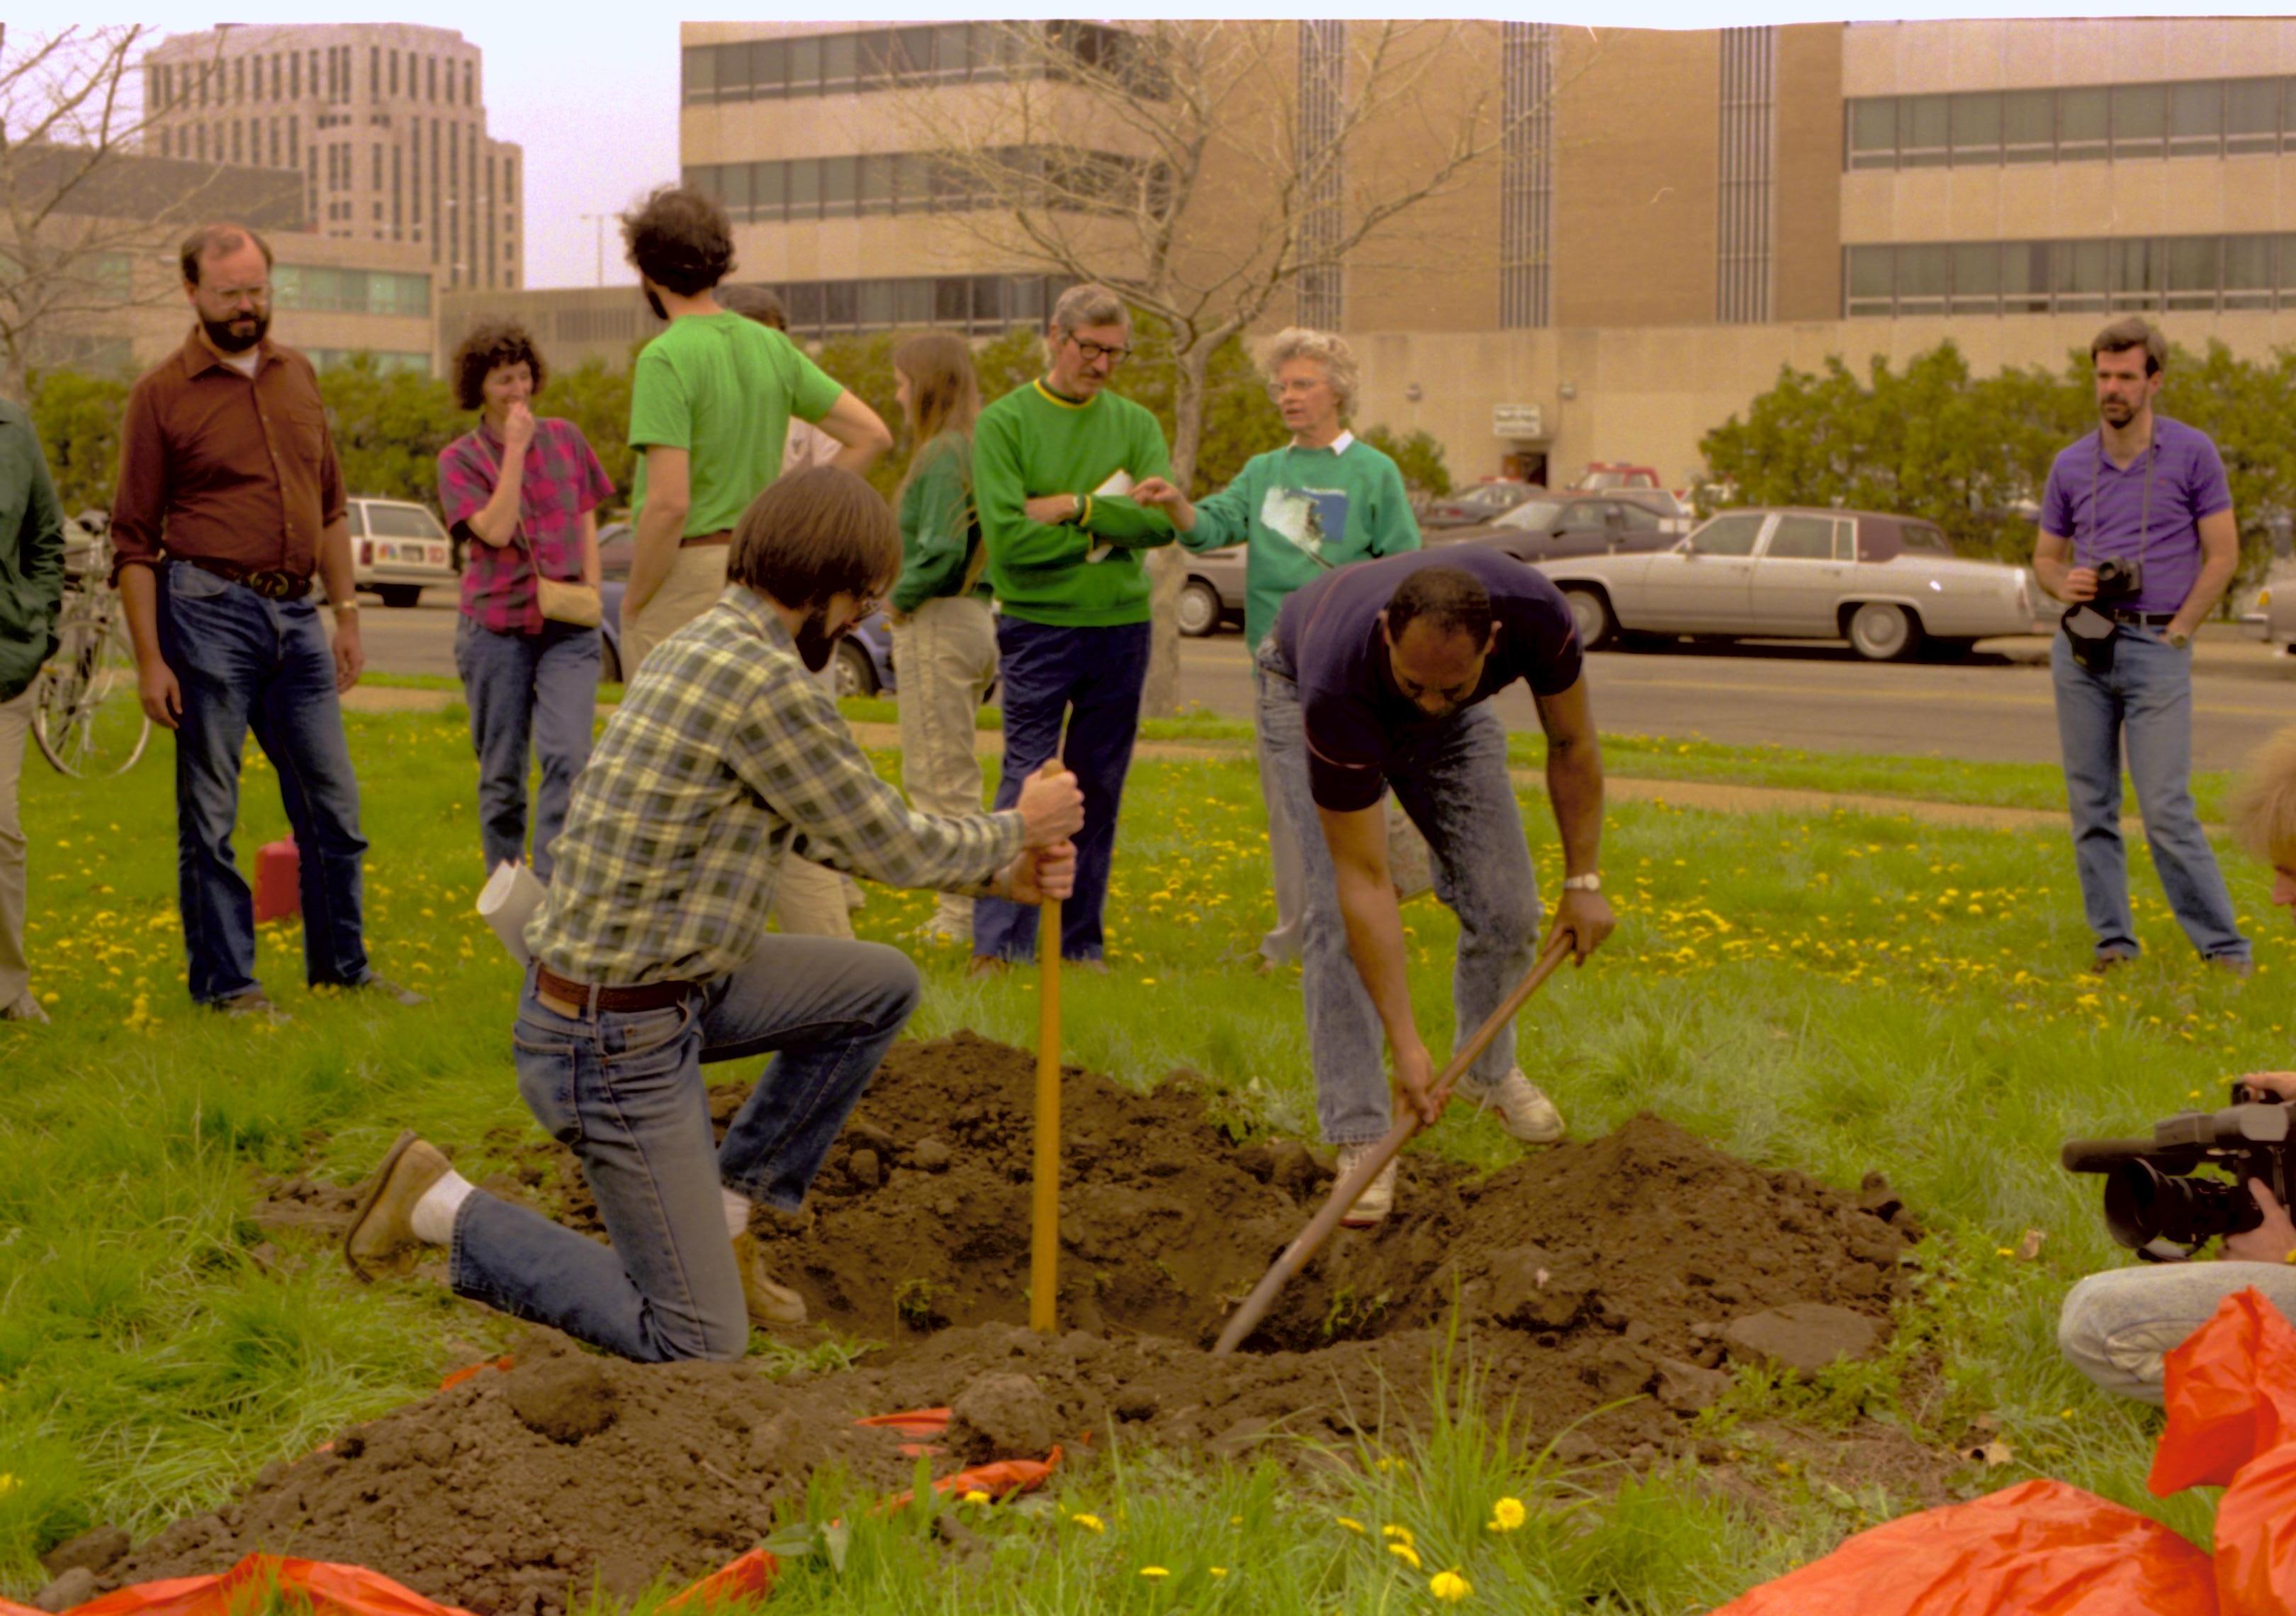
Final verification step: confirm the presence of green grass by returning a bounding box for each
[7,707,2283,1607]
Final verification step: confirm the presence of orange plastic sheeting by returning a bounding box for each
[1711,1479,2219,1616]
[63,1554,475,1616]
[437,1357,515,1395]
[662,1549,777,1612]
[2149,1287,2296,1494]
[4,1600,47,1616]
[878,1447,1064,1516]
[854,1408,950,1437]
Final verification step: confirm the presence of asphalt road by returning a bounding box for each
[361,595,2295,770]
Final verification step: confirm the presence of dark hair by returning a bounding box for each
[729,466,900,609]
[180,223,274,286]
[1385,565,1493,644]
[716,283,788,331]
[450,320,548,411]
[2092,316,2168,377]
[620,185,735,298]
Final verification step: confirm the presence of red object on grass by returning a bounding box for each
[13,1553,478,1616]
[254,840,299,924]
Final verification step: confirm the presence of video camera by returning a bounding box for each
[2061,1082,2296,1260]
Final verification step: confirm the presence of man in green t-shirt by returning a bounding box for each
[618,186,890,675]
[969,284,1176,970]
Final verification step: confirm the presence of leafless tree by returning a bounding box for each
[891,19,1564,712]
[0,24,240,401]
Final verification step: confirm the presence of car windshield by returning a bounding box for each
[1459,485,1520,510]
[1494,500,1566,532]
[366,504,446,540]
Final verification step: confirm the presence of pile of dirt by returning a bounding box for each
[88,1032,1926,1616]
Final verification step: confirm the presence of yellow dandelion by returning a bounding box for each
[1382,1525,1414,1547]
[1069,1513,1105,1533]
[962,1490,991,1505]
[1388,1542,1422,1571]
[1429,1569,1472,1603]
[0,1475,16,1496]
[1336,1516,1367,1534]
[1489,1496,1526,1532]
[1209,1568,1227,1578]
[1139,1567,1169,1580]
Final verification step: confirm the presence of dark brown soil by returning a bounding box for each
[96,1031,1935,1616]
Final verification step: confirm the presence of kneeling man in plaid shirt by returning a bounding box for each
[342,468,1084,1361]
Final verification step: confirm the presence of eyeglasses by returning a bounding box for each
[1067,336,1132,366]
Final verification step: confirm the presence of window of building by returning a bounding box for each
[682,24,1151,106]
[819,154,857,215]
[462,62,473,106]
[2056,87,2108,161]
[1949,242,2000,313]
[2110,237,2163,308]
[1846,74,2296,169]
[427,57,437,103]
[233,57,244,101]
[2111,84,2166,159]
[307,349,432,376]
[370,47,380,101]
[2169,81,2222,157]
[2224,234,2275,308]
[2226,79,2278,154]
[2166,236,2220,310]
[1895,95,1949,167]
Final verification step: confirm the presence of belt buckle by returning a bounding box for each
[246,570,295,600]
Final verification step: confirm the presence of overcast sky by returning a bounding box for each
[23,1,2287,291]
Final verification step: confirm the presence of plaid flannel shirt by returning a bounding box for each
[529,586,1025,986]
[439,416,614,634]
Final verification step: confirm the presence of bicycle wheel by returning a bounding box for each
[34,603,151,778]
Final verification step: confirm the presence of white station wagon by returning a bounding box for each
[1537,507,2038,661]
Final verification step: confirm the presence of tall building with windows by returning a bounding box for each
[142,23,522,294]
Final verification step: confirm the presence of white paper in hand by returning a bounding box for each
[1085,469,1134,563]
[477,860,547,967]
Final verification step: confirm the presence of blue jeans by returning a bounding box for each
[454,615,600,882]
[2051,626,2248,963]
[450,936,921,1362]
[973,617,1150,963]
[158,561,371,1004]
[1256,642,1541,1145]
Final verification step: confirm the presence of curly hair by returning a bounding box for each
[621,185,735,298]
[2233,726,2296,868]
[450,320,548,412]
[1262,326,1359,416]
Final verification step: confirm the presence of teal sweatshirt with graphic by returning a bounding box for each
[974,378,1175,627]
[1177,435,1421,646]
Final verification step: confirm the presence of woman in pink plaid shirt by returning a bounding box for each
[437,321,614,882]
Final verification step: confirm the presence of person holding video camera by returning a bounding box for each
[2033,318,2249,976]
[2057,729,2296,1402]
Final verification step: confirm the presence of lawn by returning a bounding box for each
[3,702,2285,1612]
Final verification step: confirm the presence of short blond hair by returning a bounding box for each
[1262,327,1359,416]
[2231,726,2296,867]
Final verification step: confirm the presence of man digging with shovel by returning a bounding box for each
[1256,550,1615,1224]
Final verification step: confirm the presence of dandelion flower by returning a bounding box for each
[1139,1567,1169,1579]
[962,1490,991,1505]
[1336,1516,1366,1534]
[1209,1568,1227,1578]
[0,1475,16,1496]
[1382,1525,1414,1545]
[1069,1513,1105,1533]
[1489,1496,1526,1532]
[1388,1542,1423,1570]
[1430,1569,1472,1603]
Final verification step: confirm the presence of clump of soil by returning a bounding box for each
[107,1031,1926,1616]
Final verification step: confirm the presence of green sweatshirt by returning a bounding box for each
[0,401,65,703]
[974,378,1175,627]
[891,434,990,614]
[1177,434,1421,646]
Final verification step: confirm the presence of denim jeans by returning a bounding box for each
[2051,625,2249,963]
[158,560,371,1004]
[454,615,600,882]
[449,935,921,1362]
[2059,1264,2296,1403]
[973,617,1150,964]
[1256,642,1541,1145]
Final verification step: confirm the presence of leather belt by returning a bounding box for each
[2100,606,2176,627]
[534,963,699,1014]
[680,529,733,549]
[180,555,314,600]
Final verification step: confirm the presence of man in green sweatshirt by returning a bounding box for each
[1134,327,1421,966]
[970,283,1176,968]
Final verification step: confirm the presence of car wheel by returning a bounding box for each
[835,637,880,698]
[378,585,422,609]
[1176,578,1222,638]
[600,637,623,685]
[1561,586,1616,651]
[1847,602,1921,661]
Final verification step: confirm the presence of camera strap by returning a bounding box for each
[2078,424,2157,583]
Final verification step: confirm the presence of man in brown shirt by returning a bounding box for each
[113,223,420,1019]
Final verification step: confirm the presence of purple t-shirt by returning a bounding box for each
[1272,546,1582,812]
[2040,415,2232,615]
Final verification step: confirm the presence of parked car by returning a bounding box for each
[2243,569,2296,654]
[1419,481,1538,529]
[1177,546,1248,637]
[349,497,456,608]
[1536,507,2037,661]
[1567,462,1662,493]
[1440,493,1686,563]
[597,571,896,696]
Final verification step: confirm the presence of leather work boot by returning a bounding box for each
[732,1230,808,1328]
[343,1131,452,1281]
[1453,1068,1566,1143]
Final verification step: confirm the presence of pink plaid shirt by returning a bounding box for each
[439,416,614,634]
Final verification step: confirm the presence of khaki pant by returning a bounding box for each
[0,685,33,1007]
[889,595,998,940]
[626,542,851,938]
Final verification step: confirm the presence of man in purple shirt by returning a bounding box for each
[2034,318,2249,974]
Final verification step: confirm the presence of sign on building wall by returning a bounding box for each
[1492,404,1544,438]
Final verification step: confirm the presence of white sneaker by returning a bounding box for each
[1453,1069,1565,1143]
[1334,1143,1398,1227]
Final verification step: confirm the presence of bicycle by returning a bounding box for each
[33,522,152,778]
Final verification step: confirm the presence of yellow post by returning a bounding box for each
[1030,899,1062,1334]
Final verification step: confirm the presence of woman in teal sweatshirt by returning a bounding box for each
[1133,328,1422,965]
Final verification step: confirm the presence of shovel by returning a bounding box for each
[1029,897,1062,1333]
[1212,933,1573,1356]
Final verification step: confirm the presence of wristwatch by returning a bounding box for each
[2167,629,2190,649]
[1561,874,1601,892]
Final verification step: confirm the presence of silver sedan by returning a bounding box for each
[1538,507,2037,661]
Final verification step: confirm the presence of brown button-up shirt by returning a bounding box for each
[109,330,347,584]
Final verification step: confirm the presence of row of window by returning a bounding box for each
[274,266,431,318]
[681,22,1154,106]
[751,274,1072,340]
[1846,77,2296,169]
[150,46,473,113]
[1843,233,2296,318]
[680,149,1154,225]
[308,349,432,376]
